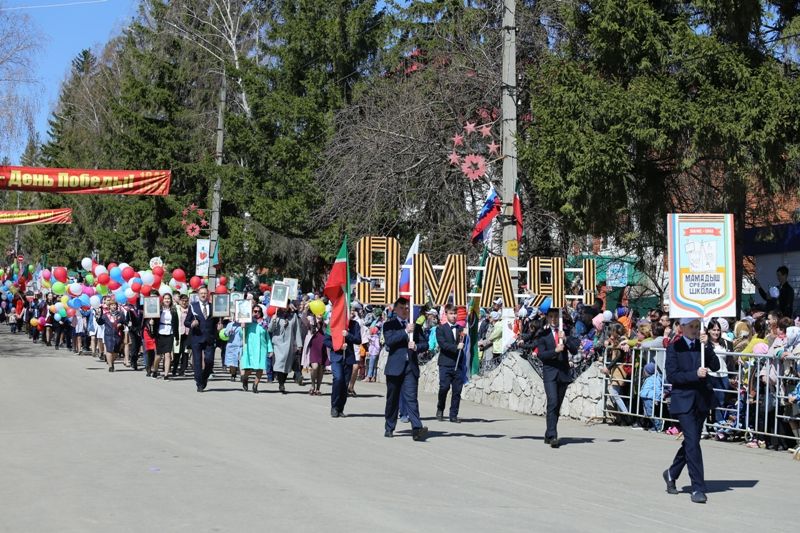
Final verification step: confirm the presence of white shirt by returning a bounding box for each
[158,309,173,335]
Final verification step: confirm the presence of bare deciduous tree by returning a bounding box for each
[0,7,39,154]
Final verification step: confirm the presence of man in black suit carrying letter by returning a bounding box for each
[383,297,429,441]
[185,286,220,392]
[662,316,719,504]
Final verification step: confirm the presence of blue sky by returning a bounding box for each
[7,0,137,163]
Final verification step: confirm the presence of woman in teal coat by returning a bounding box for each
[236,305,273,393]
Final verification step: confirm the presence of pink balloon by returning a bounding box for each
[82,286,96,296]
[42,269,51,280]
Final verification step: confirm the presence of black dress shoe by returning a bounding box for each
[338,411,347,418]
[544,437,552,445]
[663,470,678,494]
[449,417,461,423]
[691,491,707,504]
[412,426,429,441]
[436,410,444,421]
[196,386,204,393]
[252,384,259,394]
[550,438,560,448]
[384,430,393,438]
[331,408,340,418]
[279,383,286,394]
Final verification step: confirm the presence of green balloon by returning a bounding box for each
[85,274,95,285]
[52,281,66,295]
[97,284,108,295]
[28,265,34,273]
[219,329,230,341]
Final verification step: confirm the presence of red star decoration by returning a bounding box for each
[200,219,209,227]
[461,154,487,181]
[197,209,205,217]
[488,141,500,155]
[448,152,461,166]
[479,124,492,138]
[464,122,477,135]
[189,203,197,211]
[452,133,464,147]
[182,209,188,216]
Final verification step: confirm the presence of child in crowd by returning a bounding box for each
[639,362,663,432]
[366,326,381,382]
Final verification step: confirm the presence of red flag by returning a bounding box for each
[513,185,523,242]
[323,237,350,351]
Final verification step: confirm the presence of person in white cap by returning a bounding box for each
[662,316,719,504]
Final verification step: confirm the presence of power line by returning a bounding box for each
[0,0,107,11]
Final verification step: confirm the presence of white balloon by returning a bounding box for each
[69,283,82,296]
[55,303,65,313]
[602,310,613,322]
[158,284,172,296]
[169,278,178,288]
[125,288,136,300]
[140,271,155,286]
[94,265,108,276]
[118,263,130,271]
[89,295,102,308]
[178,285,188,296]
[81,257,93,271]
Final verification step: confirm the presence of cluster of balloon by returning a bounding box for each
[215,275,228,294]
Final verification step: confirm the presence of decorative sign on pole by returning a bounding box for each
[196,239,211,277]
[667,213,736,318]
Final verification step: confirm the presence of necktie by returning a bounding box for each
[452,324,458,341]
[203,303,209,318]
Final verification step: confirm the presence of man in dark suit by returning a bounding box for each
[326,317,362,418]
[662,316,719,504]
[184,286,220,392]
[435,304,466,422]
[535,307,580,448]
[756,265,795,317]
[383,297,429,441]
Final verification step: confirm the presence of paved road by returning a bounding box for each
[0,329,795,533]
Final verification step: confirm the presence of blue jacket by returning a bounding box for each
[639,372,664,401]
[184,300,219,347]
[324,319,362,364]
[383,316,429,377]
[665,337,720,415]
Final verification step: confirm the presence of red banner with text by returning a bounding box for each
[0,166,171,196]
[0,208,73,225]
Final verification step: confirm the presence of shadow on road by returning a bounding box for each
[682,480,759,494]
[510,435,600,446]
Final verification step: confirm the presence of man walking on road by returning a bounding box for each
[185,287,219,392]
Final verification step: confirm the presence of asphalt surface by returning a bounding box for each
[0,328,796,533]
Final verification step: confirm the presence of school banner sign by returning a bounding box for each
[0,166,171,196]
[667,213,736,318]
[0,208,72,225]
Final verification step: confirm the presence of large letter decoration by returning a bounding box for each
[0,166,171,196]
[0,208,72,225]
[527,257,565,307]
[355,236,399,305]
[479,256,515,308]
[413,253,467,307]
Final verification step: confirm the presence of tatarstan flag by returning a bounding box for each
[513,182,523,242]
[324,236,350,351]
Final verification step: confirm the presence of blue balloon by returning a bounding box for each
[114,291,128,305]
[131,277,142,286]
[79,294,90,307]
[110,266,123,282]
[3,280,11,288]
[53,312,62,321]
[540,297,552,314]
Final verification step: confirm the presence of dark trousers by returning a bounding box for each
[192,342,216,388]
[544,378,568,440]
[385,362,422,432]
[172,336,189,374]
[330,359,352,413]
[129,333,142,368]
[669,411,706,493]
[437,366,463,418]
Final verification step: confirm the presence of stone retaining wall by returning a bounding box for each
[377,351,605,421]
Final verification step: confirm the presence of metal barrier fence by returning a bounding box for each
[602,346,800,444]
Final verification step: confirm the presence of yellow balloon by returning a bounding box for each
[309,299,325,317]
[30,318,39,327]
[60,295,69,305]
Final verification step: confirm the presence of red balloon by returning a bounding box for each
[108,263,118,270]
[153,266,165,278]
[122,266,136,281]
[97,273,110,285]
[37,323,44,332]
[66,308,76,318]
[141,284,152,296]
[108,280,121,291]
[131,282,142,293]
[171,268,186,282]
[266,306,277,317]
[218,275,227,286]
[189,276,202,290]
[259,283,268,293]
[215,284,228,294]
[53,266,68,283]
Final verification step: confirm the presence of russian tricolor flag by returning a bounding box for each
[398,234,420,296]
[471,187,502,243]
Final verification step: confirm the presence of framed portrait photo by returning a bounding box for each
[234,299,253,323]
[271,282,289,308]
[282,278,299,300]
[212,293,230,318]
[143,296,161,319]
[230,292,243,315]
